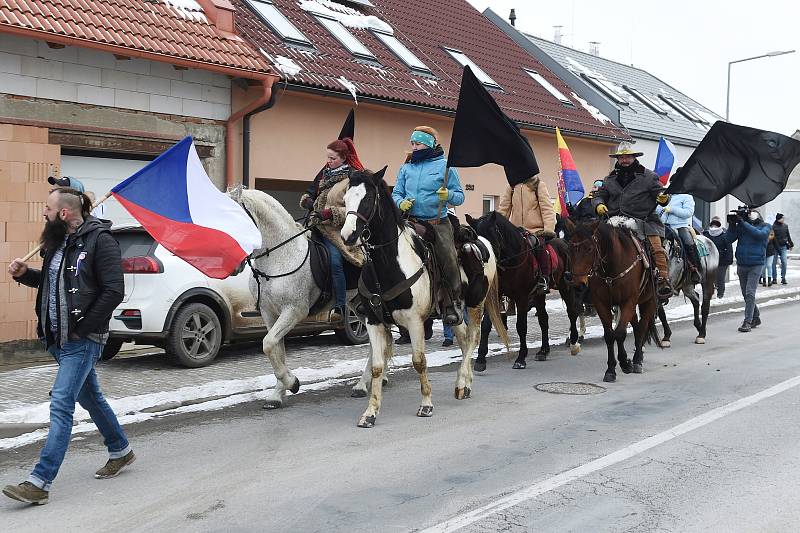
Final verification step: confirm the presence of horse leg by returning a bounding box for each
[633,298,656,373]
[658,304,672,348]
[512,298,528,369]
[615,303,637,375]
[697,278,713,343]
[474,309,492,372]
[262,309,306,410]
[351,347,372,398]
[535,295,550,360]
[566,290,582,355]
[454,310,477,399]
[578,313,586,344]
[357,324,391,428]
[407,319,434,417]
[689,287,702,341]
[596,303,617,382]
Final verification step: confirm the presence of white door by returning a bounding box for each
[61,155,150,226]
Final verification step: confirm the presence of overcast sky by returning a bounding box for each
[465,0,799,136]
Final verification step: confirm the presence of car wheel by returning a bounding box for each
[334,306,369,345]
[167,302,223,367]
[101,339,124,361]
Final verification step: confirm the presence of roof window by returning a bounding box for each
[245,0,312,46]
[444,48,500,89]
[623,86,668,114]
[314,13,376,60]
[372,30,431,74]
[337,0,374,6]
[658,95,709,123]
[524,69,573,106]
[580,74,628,105]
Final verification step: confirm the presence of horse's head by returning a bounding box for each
[466,211,516,260]
[341,166,388,246]
[566,220,600,289]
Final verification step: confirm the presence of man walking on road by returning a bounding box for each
[772,213,794,285]
[3,187,135,505]
[728,207,771,333]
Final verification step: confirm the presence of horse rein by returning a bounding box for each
[570,229,643,287]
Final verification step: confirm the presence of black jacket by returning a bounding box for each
[570,193,598,222]
[703,228,734,266]
[772,221,793,248]
[592,161,666,236]
[14,216,124,348]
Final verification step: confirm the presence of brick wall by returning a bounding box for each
[0,123,58,342]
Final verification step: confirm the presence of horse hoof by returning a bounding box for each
[578,335,584,343]
[570,344,581,356]
[473,360,487,372]
[695,337,706,345]
[382,377,389,386]
[417,405,434,417]
[263,400,282,410]
[351,388,367,398]
[464,387,471,399]
[660,340,671,348]
[620,362,633,374]
[603,372,616,383]
[512,361,526,370]
[633,363,643,374]
[289,377,301,394]
[455,387,469,400]
[357,415,376,428]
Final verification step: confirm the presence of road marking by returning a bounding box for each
[421,373,800,533]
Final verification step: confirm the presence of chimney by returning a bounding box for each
[194,0,236,33]
[553,26,563,45]
[589,41,601,56]
[509,8,516,27]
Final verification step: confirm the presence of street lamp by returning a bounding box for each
[726,50,795,121]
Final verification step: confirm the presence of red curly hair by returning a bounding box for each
[327,138,364,171]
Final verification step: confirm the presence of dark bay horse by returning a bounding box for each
[467,211,583,371]
[566,218,661,382]
[657,231,720,346]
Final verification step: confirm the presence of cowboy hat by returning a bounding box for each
[609,141,643,158]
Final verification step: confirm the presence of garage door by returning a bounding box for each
[61,155,150,227]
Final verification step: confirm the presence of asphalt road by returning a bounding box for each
[2,300,799,532]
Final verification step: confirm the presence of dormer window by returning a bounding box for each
[244,0,311,46]
[444,47,500,89]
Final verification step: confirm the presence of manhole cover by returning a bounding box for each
[535,382,607,395]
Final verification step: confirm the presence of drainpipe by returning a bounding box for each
[243,87,279,189]
[226,78,277,189]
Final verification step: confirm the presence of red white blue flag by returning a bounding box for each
[555,127,585,217]
[111,137,262,279]
[654,137,677,185]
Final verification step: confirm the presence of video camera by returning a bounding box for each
[727,205,752,224]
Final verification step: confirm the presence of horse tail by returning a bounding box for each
[485,276,510,351]
[647,313,662,348]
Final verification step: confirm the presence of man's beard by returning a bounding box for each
[40,217,68,253]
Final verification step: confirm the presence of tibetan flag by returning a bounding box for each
[111,137,262,279]
[654,137,677,185]
[555,127,585,216]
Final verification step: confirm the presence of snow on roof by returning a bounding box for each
[570,92,611,125]
[337,76,359,103]
[163,0,208,23]
[298,0,393,34]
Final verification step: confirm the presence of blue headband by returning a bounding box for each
[410,130,436,148]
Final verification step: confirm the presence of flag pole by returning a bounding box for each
[19,191,113,262]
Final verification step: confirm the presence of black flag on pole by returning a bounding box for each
[666,121,800,206]
[447,66,539,186]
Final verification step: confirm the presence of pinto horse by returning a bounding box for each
[341,168,508,428]
[467,211,583,371]
[566,218,661,382]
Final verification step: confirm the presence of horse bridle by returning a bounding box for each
[569,229,642,286]
[345,181,380,245]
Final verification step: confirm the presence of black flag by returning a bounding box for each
[666,121,800,206]
[312,109,356,182]
[447,66,539,186]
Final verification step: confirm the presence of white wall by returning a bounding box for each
[0,34,231,121]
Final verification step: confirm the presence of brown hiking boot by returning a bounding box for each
[656,276,673,301]
[95,451,136,479]
[3,482,49,505]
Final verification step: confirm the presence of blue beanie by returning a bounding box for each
[410,130,436,148]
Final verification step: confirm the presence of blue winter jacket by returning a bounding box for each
[728,219,771,266]
[392,154,464,220]
[656,194,694,229]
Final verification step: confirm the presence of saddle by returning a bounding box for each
[308,233,360,315]
[516,228,560,279]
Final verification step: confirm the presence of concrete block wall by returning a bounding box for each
[0,123,57,342]
[0,34,231,121]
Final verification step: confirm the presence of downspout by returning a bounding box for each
[226,77,277,189]
[243,87,279,189]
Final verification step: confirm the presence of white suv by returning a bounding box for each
[105,225,368,367]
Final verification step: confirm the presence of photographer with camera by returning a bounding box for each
[727,206,771,332]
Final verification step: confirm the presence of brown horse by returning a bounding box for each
[467,211,583,371]
[566,218,661,382]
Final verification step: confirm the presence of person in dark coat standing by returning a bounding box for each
[703,216,733,298]
[727,207,771,332]
[592,142,672,300]
[3,188,133,505]
[761,230,777,286]
[771,213,794,285]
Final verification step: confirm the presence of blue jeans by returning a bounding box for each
[323,238,346,309]
[762,255,775,281]
[443,310,468,341]
[737,264,761,323]
[772,246,788,281]
[29,338,130,491]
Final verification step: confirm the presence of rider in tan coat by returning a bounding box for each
[497,175,557,292]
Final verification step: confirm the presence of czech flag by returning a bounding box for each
[654,137,677,185]
[111,137,262,279]
[555,127,585,217]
